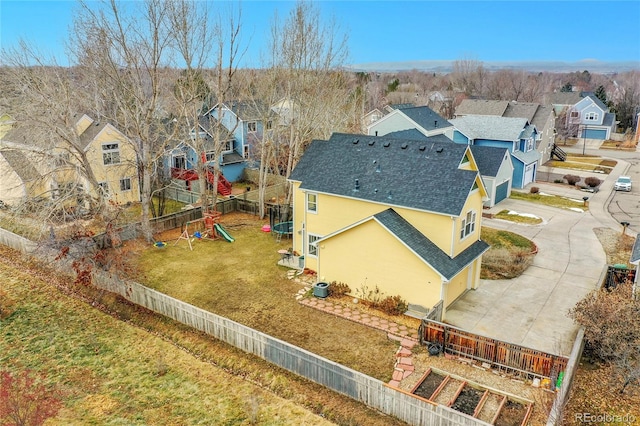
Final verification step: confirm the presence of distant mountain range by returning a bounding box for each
[346,60,640,74]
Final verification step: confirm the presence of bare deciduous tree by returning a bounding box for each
[569,284,640,394]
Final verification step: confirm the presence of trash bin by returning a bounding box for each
[313,282,329,298]
[298,256,305,269]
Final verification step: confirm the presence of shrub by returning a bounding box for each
[378,295,408,316]
[563,174,581,185]
[584,177,602,188]
[529,186,539,194]
[329,281,350,297]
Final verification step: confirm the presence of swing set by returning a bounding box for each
[174,211,223,250]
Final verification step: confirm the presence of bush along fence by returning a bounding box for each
[0,227,492,426]
[419,319,568,386]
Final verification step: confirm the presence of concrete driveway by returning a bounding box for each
[445,178,615,357]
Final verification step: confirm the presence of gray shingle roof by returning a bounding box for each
[469,146,509,177]
[0,149,41,182]
[511,149,541,165]
[581,93,609,112]
[450,116,529,142]
[399,106,452,131]
[289,133,479,217]
[78,121,109,150]
[374,208,489,280]
[224,100,272,121]
[546,92,583,106]
[503,102,539,122]
[198,116,235,142]
[630,234,640,265]
[386,129,453,144]
[456,100,509,117]
[529,104,553,130]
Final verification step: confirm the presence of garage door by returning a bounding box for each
[523,163,536,186]
[495,181,509,204]
[582,128,607,140]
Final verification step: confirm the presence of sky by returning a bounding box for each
[1,0,639,69]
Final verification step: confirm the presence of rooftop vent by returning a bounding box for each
[354,179,360,191]
[387,190,393,200]
[353,139,359,144]
[383,142,391,148]
[436,147,444,153]
[434,120,438,127]
[401,142,408,149]
[419,146,426,151]
[368,140,375,146]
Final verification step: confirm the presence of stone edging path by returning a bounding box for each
[294,281,420,388]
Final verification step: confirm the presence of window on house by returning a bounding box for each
[585,112,598,121]
[460,210,476,239]
[102,143,121,165]
[570,111,579,119]
[247,121,257,132]
[306,193,317,213]
[461,153,470,164]
[223,140,233,152]
[527,139,535,151]
[54,153,70,167]
[173,155,186,169]
[205,151,216,162]
[266,120,273,130]
[472,181,479,191]
[243,145,249,159]
[98,182,110,197]
[308,234,321,257]
[120,177,132,191]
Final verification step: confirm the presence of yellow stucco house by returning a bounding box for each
[0,114,139,208]
[288,133,490,319]
[73,114,140,205]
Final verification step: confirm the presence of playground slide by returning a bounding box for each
[214,223,235,243]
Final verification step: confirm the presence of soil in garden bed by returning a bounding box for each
[495,399,526,426]
[412,372,445,400]
[451,386,483,416]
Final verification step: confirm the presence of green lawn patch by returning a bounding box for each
[509,191,587,211]
[494,210,543,225]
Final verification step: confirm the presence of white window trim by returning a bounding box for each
[98,182,110,198]
[120,177,132,192]
[306,192,318,214]
[307,233,321,257]
[102,142,121,166]
[460,210,476,240]
[247,121,257,133]
[585,112,599,121]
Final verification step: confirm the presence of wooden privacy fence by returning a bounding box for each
[0,227,493,426]
[420,320,568,382]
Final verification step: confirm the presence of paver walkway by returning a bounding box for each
[291,275,420,387]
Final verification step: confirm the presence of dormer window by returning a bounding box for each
[585,112,598,121]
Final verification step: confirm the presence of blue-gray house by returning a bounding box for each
[448,115,540,189]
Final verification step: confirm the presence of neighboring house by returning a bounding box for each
[469,146,514,207]
[0,147,48,206]
[544,91,584,116]
[73,114,140,205]
[566,93,617,140]
[383,130,513,208]
[288,132,489,319]
[361,108,384,132]
[448,115,540,189]
[167,115,236,195]
[0,114,140,206]
[368,105,453,138]
[455,99,557,166]
[204,100,275,181]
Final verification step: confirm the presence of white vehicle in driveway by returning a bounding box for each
[614,176,632,191]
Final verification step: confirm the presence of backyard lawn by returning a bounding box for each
[133,212,399,381]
